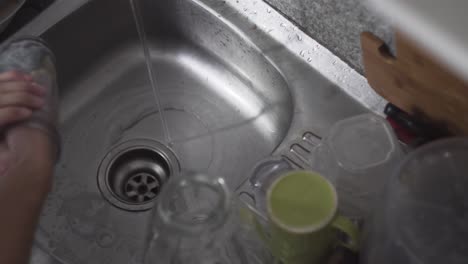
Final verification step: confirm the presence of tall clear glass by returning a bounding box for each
[144,172,273,264]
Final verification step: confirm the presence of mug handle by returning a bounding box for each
[330,215,360,252]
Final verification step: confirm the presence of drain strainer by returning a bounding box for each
[124,172,159,203]
[98,139,179,211]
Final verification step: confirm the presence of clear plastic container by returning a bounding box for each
[312,114,404,218]
[237,156,293,219]
[361,138,468,264]
[235,157,292,262]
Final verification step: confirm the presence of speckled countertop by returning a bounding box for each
[264,0,393,73]
[3,0,391,74]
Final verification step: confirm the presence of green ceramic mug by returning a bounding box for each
[255,170,359,264]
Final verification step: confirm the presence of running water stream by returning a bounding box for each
[129,0,172,145]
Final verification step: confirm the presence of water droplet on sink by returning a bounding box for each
[297,34,303,41]
[300,50,305,57]
[307,57,312,62]
[267,8,272,13]
[280,23,286,27]
[244,8,248,11]
[98,232,115,248]
[332,61,337,65]
[352,88,363,98]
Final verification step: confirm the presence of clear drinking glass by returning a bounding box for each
[237,156,293,219]
[311,114,404,219]
[0,37,60,156]
[361,138,468,264]
[144,171,273,264]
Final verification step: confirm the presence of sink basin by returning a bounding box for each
[18,0,385,263]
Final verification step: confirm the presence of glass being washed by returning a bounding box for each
[144,171,273,264]
[362,138,468,264]
[0,37,59,156]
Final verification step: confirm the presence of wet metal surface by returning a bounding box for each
[15,0,386,263]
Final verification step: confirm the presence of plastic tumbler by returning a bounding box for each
[361,138,468,264]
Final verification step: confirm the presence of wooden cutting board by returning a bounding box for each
[361,31,468,136]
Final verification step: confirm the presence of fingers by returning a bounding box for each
[0,70,46,97]
[0,70,46,110]
[0,70,32,82]
[0,81,46,96]
[0,107,32,127]
[0,71,47,127]
[0,91,44,109]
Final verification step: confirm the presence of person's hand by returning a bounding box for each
[0,70,46,127]
[0,70,52,188]
[0,70,54,264]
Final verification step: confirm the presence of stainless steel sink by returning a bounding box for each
[18,0,385,263]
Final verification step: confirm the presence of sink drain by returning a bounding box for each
[98,139,179,211]
[124,172,159,203]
